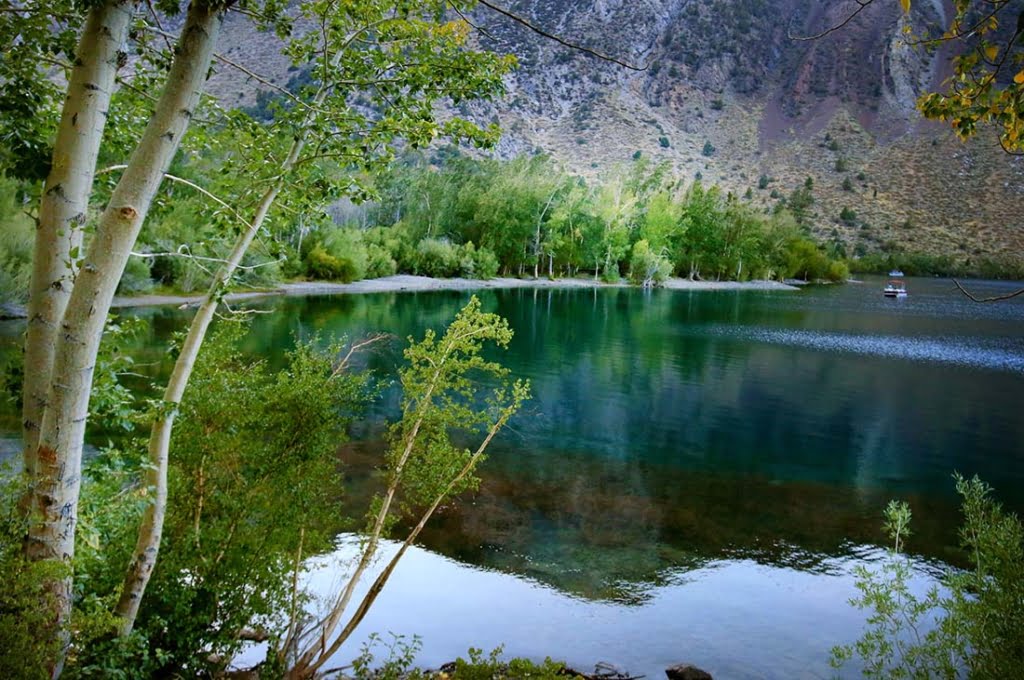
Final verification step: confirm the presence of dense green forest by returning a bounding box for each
[0,151,856,304]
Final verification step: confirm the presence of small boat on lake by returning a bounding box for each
[889,269,904,277]
[883,280,908,298]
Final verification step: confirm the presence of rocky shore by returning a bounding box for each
[107,274,797,310]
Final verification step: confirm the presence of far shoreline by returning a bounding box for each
[106,274,799,310]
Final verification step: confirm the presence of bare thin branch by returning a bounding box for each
[448,1,497,41]
[953,278,1024,302]
[475,0,646,71]
[789,0,874,41]
[334,333,391,375]
[98,164,255,231]
[130,245,282,272]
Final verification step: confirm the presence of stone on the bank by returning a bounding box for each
[665,663,713,680]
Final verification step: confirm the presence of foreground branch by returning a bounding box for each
[476,0,646,71]
[953,278,1024,302]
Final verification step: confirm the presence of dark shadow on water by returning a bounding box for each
[340,437,965,605]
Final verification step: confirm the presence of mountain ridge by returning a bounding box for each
[208,0,1024,263]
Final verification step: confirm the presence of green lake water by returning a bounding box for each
[3,276,1024,677]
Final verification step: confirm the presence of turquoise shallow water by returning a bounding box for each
[4,276,1024,677]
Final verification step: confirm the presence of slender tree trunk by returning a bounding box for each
[291,397,519,679]
[115,86,313,633]
[290,339,463,676]
[26,4,221,669]
[22,0,133,494]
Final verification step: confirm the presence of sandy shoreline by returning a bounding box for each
[104,275,798,309]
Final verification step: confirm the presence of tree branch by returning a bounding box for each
[789,0,875,41]
[952,278,1024,302]
[98,164,256,231]
[475,0,646,71]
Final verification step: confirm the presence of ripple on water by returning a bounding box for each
[702,325,1024,373]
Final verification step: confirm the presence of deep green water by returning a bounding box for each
[4,276,1024,677]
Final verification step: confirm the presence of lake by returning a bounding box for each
[4,275,1024,678]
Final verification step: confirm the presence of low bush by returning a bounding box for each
[415,238,460,278]
[305,228,368,282]
[628,239,671,286]
[832,475,1024,678]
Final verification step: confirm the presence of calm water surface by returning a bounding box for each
[4,276,1024,677]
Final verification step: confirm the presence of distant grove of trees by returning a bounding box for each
[1,152,851,300]
[282,152,850,287]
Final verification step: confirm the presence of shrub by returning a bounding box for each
[659,136,671,148]
[415,237,460,277]
[305,228,368,282]
[0,470,65,679]
[365,243,398,278]
[628,239,672,286]
[473,246,500,279]
[306,244,348,280]
[701,140,715,156]
[825,260,849,282]
[831,475,1024,679]
[366,223,418,273]
[839,206,857,225]
[450,646,569,680]
[116,324,368,674]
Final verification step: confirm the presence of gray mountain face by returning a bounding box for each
[210,0,1024,259]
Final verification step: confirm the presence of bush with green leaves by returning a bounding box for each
[0,470,65,680]
[840,206,858,226]
[628,239,672,286]
[826,260,850,283]
[350,637,574,680]
[306,227,369,282]
[449,646,575,680]
[472,245,500,279]
[67,322,371,676]
[366,242,399,278]
[831,475,1024,679]
[415,237,461,278]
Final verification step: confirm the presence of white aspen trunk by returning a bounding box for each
[26,4,221,667]
[114,97,313,633]
[22,0,133,485]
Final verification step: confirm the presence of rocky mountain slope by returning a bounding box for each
[210,0,1024,262]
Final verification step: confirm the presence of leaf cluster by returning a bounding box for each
[65,321,372,675]
[901,0,1024,151]
[831,474,1024,678]
[383,296,525,518]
